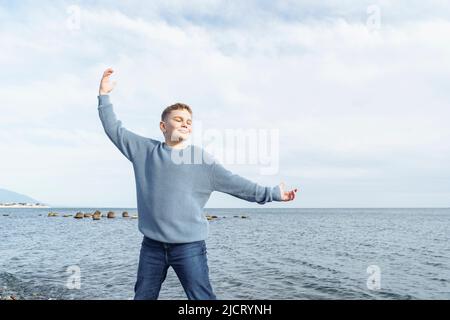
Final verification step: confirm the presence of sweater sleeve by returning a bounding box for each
[210,160,282,204]
[97,95,153,162]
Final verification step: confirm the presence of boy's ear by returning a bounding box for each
[160,121,166,132]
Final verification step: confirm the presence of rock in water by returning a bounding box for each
[92,212,101,220]
[74,212,84,219]
[122,211,129,218]
[107,211,115,219]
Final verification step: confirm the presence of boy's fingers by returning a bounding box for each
[280,185,301,200]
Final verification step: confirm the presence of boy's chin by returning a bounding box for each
[170,135,189,142]
[178,134,191,141]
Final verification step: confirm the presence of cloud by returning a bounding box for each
[0,1,449,207]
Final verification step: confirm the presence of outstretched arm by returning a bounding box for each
[97,68,154,162]
[210,160,298,204]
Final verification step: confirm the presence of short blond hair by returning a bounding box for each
[161,103,193,121]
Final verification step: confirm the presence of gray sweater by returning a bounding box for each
[98,95,282,243]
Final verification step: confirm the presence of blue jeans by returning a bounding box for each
[134,236,217,300]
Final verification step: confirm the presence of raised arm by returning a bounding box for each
[210,160,298,204]
[97,68,155,162]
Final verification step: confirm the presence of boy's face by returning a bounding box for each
[160,109,192,143]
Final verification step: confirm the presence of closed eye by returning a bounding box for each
[173,117,192,125]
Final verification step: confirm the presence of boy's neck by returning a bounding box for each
[164,139,188,149]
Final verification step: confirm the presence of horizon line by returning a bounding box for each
[17,206,450,209]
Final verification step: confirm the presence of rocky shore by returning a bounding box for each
[44,210,247,221]
[1,210,250,221]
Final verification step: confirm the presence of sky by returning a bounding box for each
[0,0,449,208]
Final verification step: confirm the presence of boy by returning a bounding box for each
[97,68,298,300]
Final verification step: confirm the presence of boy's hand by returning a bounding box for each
[99,68,117,95]
[279,182,298,201]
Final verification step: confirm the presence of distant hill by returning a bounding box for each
[0,188,41,203]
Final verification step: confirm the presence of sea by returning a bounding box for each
[0,207,449,300]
